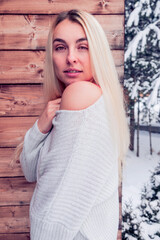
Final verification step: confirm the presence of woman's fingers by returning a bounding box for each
[37,98,62,134]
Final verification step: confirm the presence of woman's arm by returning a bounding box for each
[20,120,49,182]
[20,98,61,182]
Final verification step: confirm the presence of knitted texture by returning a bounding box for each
[20,95,119,240]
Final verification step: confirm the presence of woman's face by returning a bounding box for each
[52,19,93,87]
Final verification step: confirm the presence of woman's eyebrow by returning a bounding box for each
[53,38,66,44]
[76,38,88,43]
[53,38,88,44]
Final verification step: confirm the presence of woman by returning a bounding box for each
[18,9,129,240]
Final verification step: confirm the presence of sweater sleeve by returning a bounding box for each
[31,108,117,240]
[20,120,49,182]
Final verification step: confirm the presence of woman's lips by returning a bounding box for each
[63,69,83,77]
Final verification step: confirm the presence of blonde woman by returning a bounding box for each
[18,9,129,240]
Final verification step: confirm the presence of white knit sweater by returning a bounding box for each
[20,95,119,240]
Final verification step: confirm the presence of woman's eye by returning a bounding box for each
[55,46,66,51]
[78,45,88,50]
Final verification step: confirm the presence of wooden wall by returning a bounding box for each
[0,1,124,239]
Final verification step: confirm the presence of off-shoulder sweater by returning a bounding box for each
[20,94,119,240]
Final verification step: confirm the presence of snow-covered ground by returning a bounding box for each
[122,130,160,239]
[122,130,160,207]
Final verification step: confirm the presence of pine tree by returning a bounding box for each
[139,162,160,239]
[122,200,143,239]
[124,0,160,150]
[122,161,160,239]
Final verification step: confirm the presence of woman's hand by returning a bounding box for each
[37,98,62,134]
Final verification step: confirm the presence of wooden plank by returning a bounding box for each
[0,50,124,84]
[0,178,34,206]
[0,233,30,240]
[0,85,44,117]
[0,15,124,50]
[0,51,45,84]
[0,148,23,177]
[0,205,30,233]
[96,15,124,50]
[0,0,124,14]
[0,117,37,147]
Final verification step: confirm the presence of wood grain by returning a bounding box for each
[0,233,30,240]
[0,51,45,84]
[0,205,30,233]
[0,117,37,147]
[0,178,35,206]
[0,0,124,14]
[0,50,124,84]
[0,15,124,50]
[0,85,44,116]
[0,148,23,177]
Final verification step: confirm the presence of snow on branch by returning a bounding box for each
[131,80,140,99]
[147,75,160,107]
[127,2,142,27]
[127,0,152,27]
[125,20,160,61]
[155,1,160,17]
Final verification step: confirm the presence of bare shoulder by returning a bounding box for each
[60,81,102,110]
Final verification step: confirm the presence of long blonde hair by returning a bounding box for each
[15,10,129,180]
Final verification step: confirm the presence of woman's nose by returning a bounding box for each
[66,49,77,64]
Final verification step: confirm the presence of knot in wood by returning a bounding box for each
[99,0,109,8]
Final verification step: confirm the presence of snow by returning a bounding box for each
[134,99,160,126]
[131,80,140,99]
[122,130,160,208]
[127,1,142,27]
[122,130,160,238]
[125,20,160,61]
[155,1,160,17]
[147,76,160,107]
[126,0,152,27]
[123,0,160,237]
